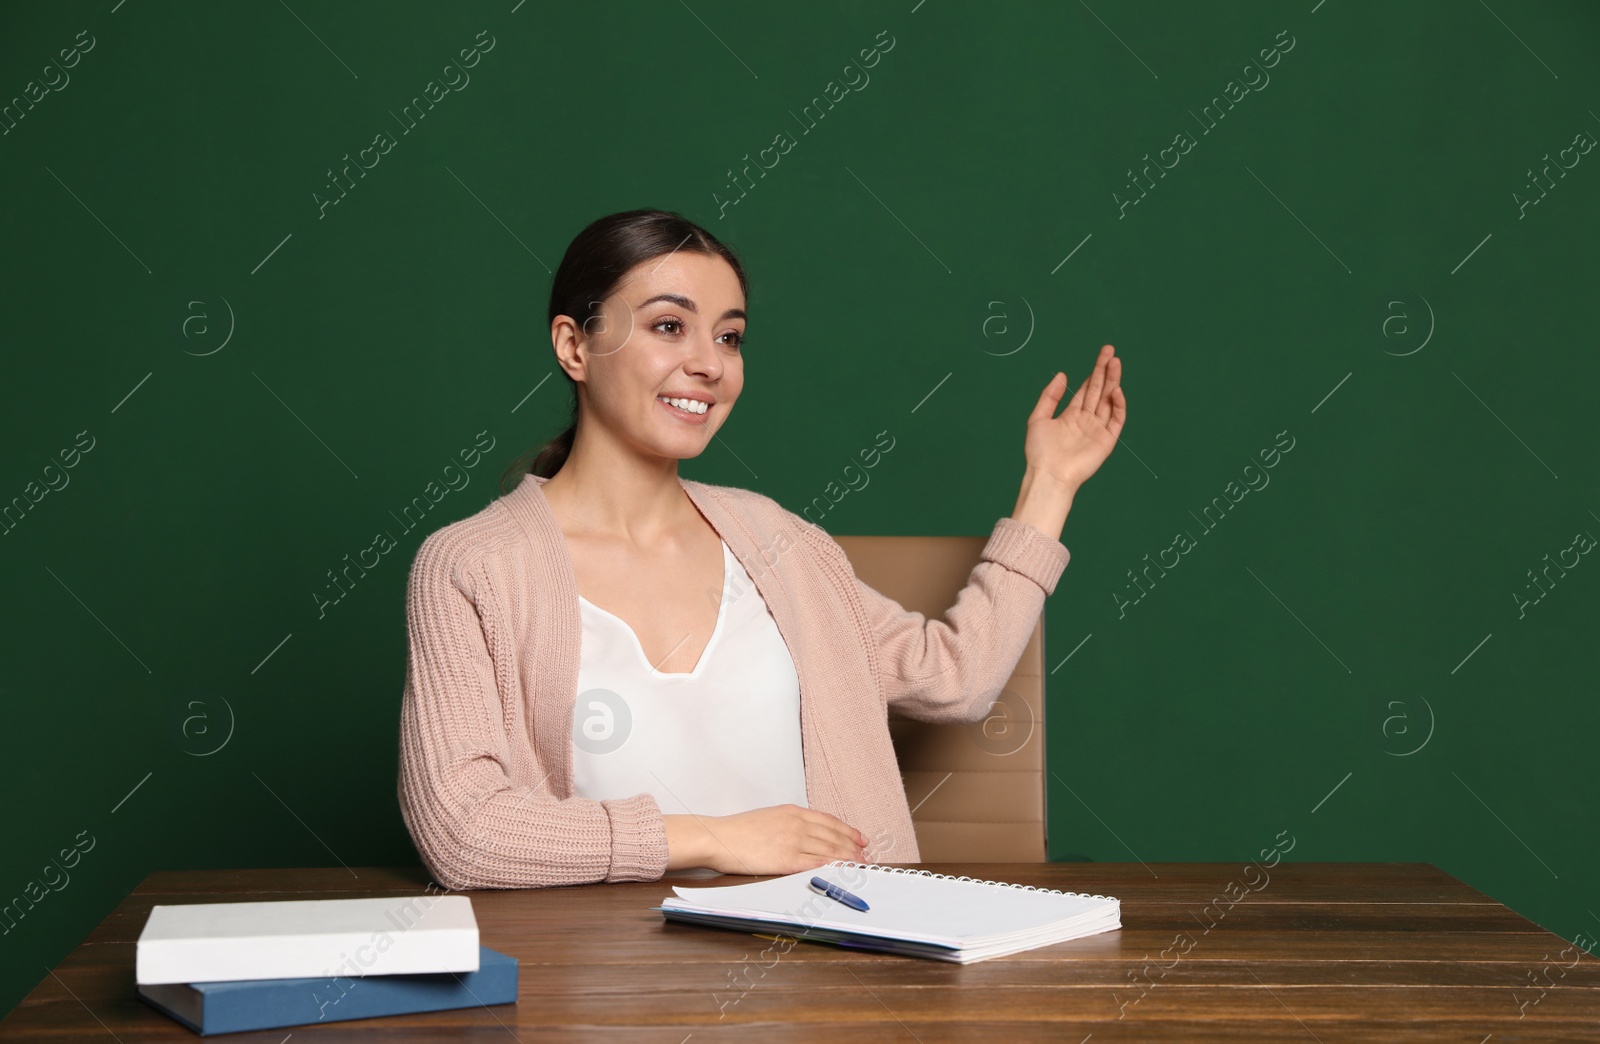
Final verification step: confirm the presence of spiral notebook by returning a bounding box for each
[656,861,1120,963]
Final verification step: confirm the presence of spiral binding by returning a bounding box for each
[826,860,1117,903]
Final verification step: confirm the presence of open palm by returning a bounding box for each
[1023,344,1127,491]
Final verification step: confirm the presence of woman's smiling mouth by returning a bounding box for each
[656,394,713,424]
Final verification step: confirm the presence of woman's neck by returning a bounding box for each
[540,449,692,545]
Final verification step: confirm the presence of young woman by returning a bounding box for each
[398,209,1125,890]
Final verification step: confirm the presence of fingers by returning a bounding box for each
[1094,355,1122,425]
[1106,385,1127,439]
[1028,372,1068,424]
[798,811,866,860]
[1081,345,1113,415]
[1041,346,1120,424]
[809,818,866,853]
[802,829,863,865]
[800,808,866,846]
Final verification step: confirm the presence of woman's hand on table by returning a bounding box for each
[665,805,867,875]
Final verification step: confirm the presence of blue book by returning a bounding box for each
[136,944,517,1036]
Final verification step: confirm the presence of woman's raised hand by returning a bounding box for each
[665,805,867,875]
[1023,344,1127,492]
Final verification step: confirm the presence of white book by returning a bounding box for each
[136,894,479,985]
[657,861,1120,964]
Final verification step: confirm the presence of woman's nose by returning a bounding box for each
[684,337,722,378]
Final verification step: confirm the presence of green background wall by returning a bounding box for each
[3,0,1596,1017]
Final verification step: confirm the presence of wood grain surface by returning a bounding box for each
[2,862,1595,1042]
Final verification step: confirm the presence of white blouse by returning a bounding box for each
[570,538,810,817]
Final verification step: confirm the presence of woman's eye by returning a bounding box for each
[652,318,742,349]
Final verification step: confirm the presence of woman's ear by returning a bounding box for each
[550,316,587,382]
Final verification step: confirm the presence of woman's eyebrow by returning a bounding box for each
[636,292,746,322]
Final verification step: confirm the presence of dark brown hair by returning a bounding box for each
[498,209,750,493]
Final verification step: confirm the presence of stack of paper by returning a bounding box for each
[134,894,517,1035]
[657,861,1120,963]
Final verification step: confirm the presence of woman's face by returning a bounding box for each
[559,251,746,462]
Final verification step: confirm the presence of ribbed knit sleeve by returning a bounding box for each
[397,530,670,889]
[806,515,1069,726]
[981,516,1072,595]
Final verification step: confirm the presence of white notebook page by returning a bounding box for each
[664,862,1118,948]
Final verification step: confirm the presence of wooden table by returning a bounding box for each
[4,863,1597,1041]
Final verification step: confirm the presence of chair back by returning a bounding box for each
[832,534,1047,862]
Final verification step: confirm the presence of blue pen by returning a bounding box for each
[809,876,870,912]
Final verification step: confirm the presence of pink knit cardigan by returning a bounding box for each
[397,471,1070,889]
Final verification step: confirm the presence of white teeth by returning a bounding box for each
[659,396,708,415]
